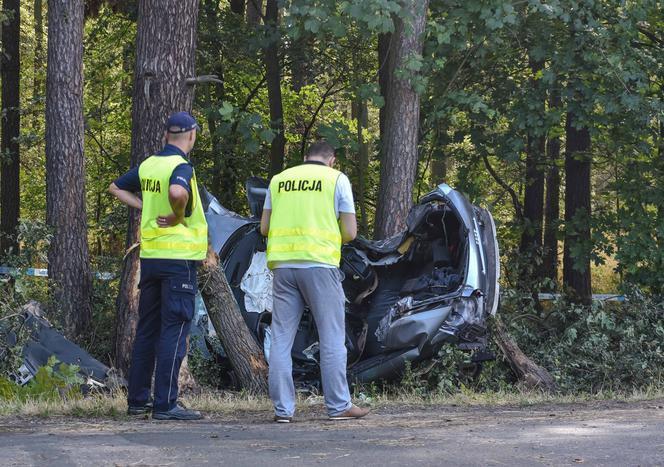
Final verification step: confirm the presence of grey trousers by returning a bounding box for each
[269,267,352,417]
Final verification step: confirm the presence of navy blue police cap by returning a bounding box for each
[166,111,200,134]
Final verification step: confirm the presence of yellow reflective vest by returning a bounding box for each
[266,163,342,268]
[138,155,208,260]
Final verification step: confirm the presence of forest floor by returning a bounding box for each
[1,396,663,466]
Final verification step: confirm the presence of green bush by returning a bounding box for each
[0,356,83,402]
[494,288,664,392]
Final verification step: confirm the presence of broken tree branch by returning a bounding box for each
[199,248,268,395]
[186,75,224,86]
[492,315,558,392]
[482,154,524,220]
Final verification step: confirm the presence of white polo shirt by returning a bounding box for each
[263,172,355,269]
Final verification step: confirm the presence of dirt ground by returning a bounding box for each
[1,399,663,466]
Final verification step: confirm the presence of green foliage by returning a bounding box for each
[0,356,83,402]
[498,289,664,392]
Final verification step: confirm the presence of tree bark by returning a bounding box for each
[563,111,592,304]
[115,0,200,375]
[45,0,92,337]
[290,34,314,93]
[32,0,45,128]
[354,98,369,236]
[430,128,448,185]
[542,89,562,286]
[519,60,546,273]
[265,0,285,177]
[246,0,262,25]
[374,0,429,239]
[199,250,269,394]
[492,316,557,392]
[229,0,244,16]
[1,0,21,255]
[377,32,392,145]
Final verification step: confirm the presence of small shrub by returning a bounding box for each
[0,356,83,402]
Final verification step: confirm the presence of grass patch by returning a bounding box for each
[1,386,663,419]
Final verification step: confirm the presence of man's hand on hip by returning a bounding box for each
[157,212,183,227]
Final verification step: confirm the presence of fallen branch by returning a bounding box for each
[186,75,224,86]
[492,315,557,392]
[199,249,268,395]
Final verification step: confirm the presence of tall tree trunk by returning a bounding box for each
[33,0,44,111]
[1,0,21,255]
[519,60,546,277]
[230,0,244,16]
[265,0,285,177]
[354,98,369,236]
[45,0,91,337]
[542,89,562,286]
[290,34,314,93]
[430,128,448,185]
[377,32,392,146]
[374,0,429,239]
[115,0,200,375]
[563,111,592,304]
[246,0,262,25]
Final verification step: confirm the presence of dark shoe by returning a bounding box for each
[274,415,292,423]
[329,405,369,421]
[153,404,203,421]
[127,400,153,416]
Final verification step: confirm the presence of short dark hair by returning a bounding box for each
[306,140,335,160]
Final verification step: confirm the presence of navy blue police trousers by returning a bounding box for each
[127,258,197,412]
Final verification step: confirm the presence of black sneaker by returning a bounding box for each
[153,403,203,421]
[273,415,292,423]
[127,400,153,415]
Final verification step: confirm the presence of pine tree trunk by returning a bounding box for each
[377,32,391,147]
[430,128,448,185]
[519,135,545,264]
[115,0,200,375]
[45,0,92,338]
[290,34,314,93]
[374,0,429,240]
[519,60,546,274]
[246,0,262,25]
[354,98,369,236]
[542,90,562,286]
[265,0,285,177]
[1,0,21,255]
[33,0,44,113]
[199,251,268,394]
[230,0,244,16]
[563,111,592,304]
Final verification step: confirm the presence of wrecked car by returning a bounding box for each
[195,180,500,387]
[1,302,122,391]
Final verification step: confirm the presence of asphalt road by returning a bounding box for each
[1,399,663,466]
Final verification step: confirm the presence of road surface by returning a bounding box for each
[1,399,663,466]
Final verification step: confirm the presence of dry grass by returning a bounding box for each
[1,386,663,419]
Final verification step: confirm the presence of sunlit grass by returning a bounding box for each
[1,385,662,419]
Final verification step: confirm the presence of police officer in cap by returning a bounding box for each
[109,111,208,420]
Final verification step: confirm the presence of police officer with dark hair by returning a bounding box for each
[109,111,208,420]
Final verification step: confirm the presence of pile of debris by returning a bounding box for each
[0,301,125,393]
